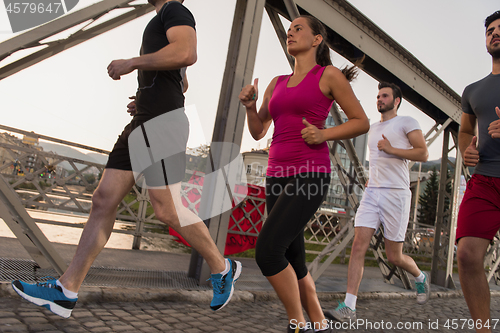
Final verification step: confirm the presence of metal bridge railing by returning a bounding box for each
[0,130,480,284]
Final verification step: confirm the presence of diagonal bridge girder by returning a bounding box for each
[0,0,154,80]
[266,0,461,128]
[0,0,467,288]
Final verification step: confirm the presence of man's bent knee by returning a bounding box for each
[386,255,403,267]
[456,239,490,268]
[457,246,483,268]
[91,187,120,212]
[351,240,370,257]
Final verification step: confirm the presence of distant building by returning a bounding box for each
[324,108,368,211]
[242,148,268,187]
[0,132,44,175]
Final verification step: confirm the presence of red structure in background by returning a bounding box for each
[169,172,265,255]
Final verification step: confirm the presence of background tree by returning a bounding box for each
[417,166,452,226]
[185,144,210,180]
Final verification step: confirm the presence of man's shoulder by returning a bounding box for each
[463,73,494,95]
[394,115,419,124]
[160,1,194,18]
[396,115,416,122]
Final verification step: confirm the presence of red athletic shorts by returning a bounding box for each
[456,174,500,241]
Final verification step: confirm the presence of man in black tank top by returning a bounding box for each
[11,0,242,318]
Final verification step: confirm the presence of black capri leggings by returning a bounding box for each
[255,172,331,279]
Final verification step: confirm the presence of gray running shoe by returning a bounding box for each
[324,302,356,322]
[416,271,430,304]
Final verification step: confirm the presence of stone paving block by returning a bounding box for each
[23,316,49,324]
[217,318,234,324]
[101,320,123,326]
[99,316,120,321]
[0,325,28,332]
[183,328,203,333]
[54,320,83,329]
[194,316,214,323]
[91,311,113,317]
[109,310,130,317]
[61,327,89,333]
[138,327,160,333]
[229,322,249,329]
[152,323,173,331]
[83,321,106,328]
[0,311,12,318]
[173,322,193,330]
[188,320,205,327]
[128,321,149,328]
[109,324,136,332]
[88,327,113,332]
[72,310,94,318]
[0,317,22,325]
[28,323,58,331]
[18,311,45,317]
[159,317,180,324]
[134,314,155,320]
[144,310,160,315]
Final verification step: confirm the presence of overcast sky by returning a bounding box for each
[0,0,498,161]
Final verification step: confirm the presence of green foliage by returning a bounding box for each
[186,144,210,172]
[417,167,452,226]
[83,173,96,184]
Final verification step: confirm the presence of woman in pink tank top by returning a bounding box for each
[239,15,369,333]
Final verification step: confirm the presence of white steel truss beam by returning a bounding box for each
[0,0,154,80]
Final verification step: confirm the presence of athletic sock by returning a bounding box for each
[415,271,425,283]
[56,280,78,299]
[345,293,357,310]
[219,259,230,275]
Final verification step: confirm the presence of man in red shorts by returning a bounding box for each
[456,10,500,333]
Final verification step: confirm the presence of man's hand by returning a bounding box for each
[301,118,325,144]
[464,136,480,167]
[127,96,137,116]
[107,59,134,80]
[377,134,393,154]
[239,78,258,108]
[488,106,500,139]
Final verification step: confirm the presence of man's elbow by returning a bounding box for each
[419,150,429,162]
[182,50,197,67]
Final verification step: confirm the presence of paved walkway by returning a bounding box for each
[2,294,500,332]
[2,236,500,332]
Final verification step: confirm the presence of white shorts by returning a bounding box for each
[354,187,411,242]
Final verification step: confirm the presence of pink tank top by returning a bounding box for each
[267,64,333,177]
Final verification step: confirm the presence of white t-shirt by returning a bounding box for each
[367,115,421,189]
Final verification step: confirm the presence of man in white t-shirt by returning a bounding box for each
[325,82,430,322]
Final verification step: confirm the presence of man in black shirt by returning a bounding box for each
[11,0,241,318]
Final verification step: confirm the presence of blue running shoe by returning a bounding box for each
[208,259,242,311]
[12,277,77,318]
